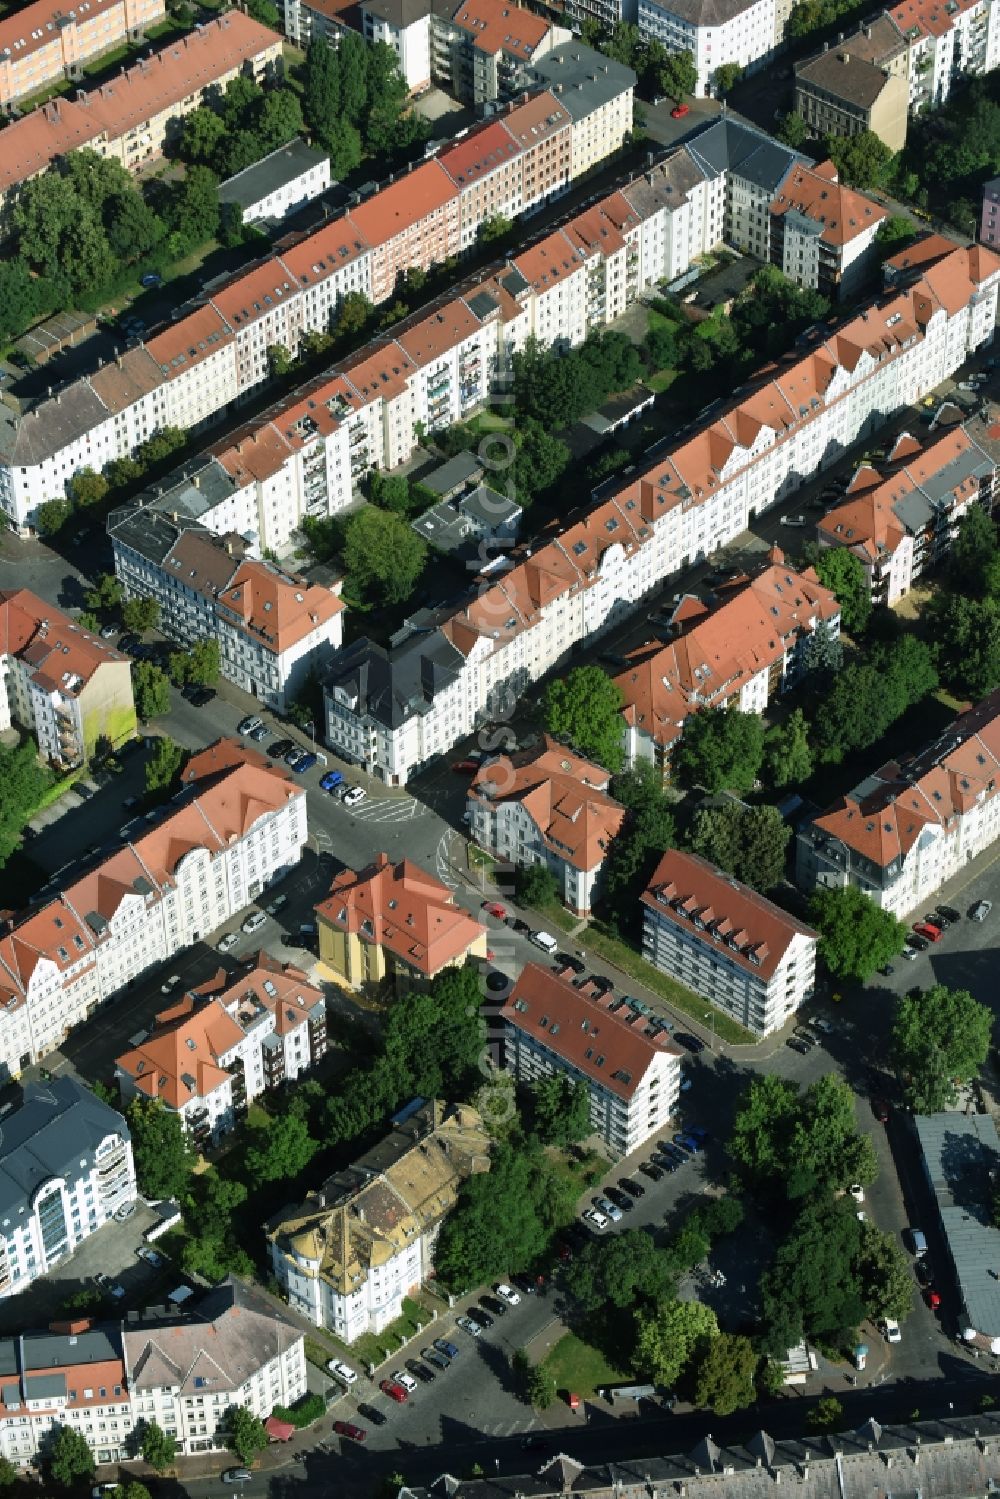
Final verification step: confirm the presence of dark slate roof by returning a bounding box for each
[323,629,465,730]
[915,1111,1000,1338]
[421,451,484,497]
[219,138,330,212]
[686,117,801,194]
[526,44,635,120]
[21,1327,120,1369]
[360,0,432,24]
[107,504,193,568]
[0,1078,130,1219]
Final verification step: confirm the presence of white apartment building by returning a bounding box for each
[218,139,331,229]
[0,745,307,1080]
[501,963,683,1154]
[362,0,432,90]
[0,1279,306,1469]
[109,511,344,710]
[0,587,136,767]
[467,741,626,915]
[269,1102,490,1344]
[817,419,1000,606]
[116,954,327,1147]
[0,1078,136,1301]
[889,0,1000,110]
[638,0,776,95]
[797,689,1000,919]
[641,849,818,1036]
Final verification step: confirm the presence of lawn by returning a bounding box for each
[82,43,131,75]
[542,1332,627,1398]
[343,1296,434,1370]
[581,925,757,1045]
[648,368,678,394]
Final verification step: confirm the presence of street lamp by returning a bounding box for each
[704,1010,716,1047]
[305,719,315,744]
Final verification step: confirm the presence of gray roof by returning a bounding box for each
[108,504,193,568]
[526,45,636,121]
[889,426,996,536]
[219,138,330,213]
[796,46,895,110]
[402,1412,1000,1499]
[686,117,801,194]
[643,0,768,24]
[0,1078,130,1220]
[24,1374,66,1400]
[421,450,484,497]
[323,628,466,730]
[622,148,710,216]
[21,1327,120,1369]
[412,499,474,552]
[914,1112,1000,1339]
[360,0,432,24]
[460,483,520,527]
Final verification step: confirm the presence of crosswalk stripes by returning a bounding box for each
[347,796,430,824]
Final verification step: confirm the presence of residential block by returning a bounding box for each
[0,0,165,107]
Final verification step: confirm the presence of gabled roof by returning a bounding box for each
[315,853,484,975]
[448,0,552,59]
[0,1077,129,1219]
[0,587,128,697]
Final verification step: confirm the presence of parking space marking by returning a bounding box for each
[434,831,462,889]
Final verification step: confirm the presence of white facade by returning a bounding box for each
[361,1,432,90]
[638,0,777,95]
[900,0,1000,111]
[220,143,332,228]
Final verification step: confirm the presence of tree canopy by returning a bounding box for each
[688,802,790,892]
[764,708,814,789]
[811,637,937,764]
[343,507,427,605]
[528,1074,591,1146]
[512,331,643,430]
[761,1198,868,1354]
[692,1332,758,1415]
[634,1298,718,1385]
[49,1426,95,1486]
[132,661,171,720]
[808,886,908,981]
[822,130,895,189]
[0,741,52,868]
[892,984,993,1113]
[810,548,871,636]
[674,705,765,792]
[603,762,676,912]
[125,1097,193,1199]
[563,1228,676,1314]
[227,1406,269,1465]
[543,665,624,772]
[731,1073,878,1200]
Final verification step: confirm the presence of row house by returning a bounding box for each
[615,552,841,778]
[108,511,344,710]
[501,964,682,1155]
[350,159,463,305]
[314,852,487,990]
[320,239,1000,783]
[0,14,283,230]
[888,0,1000,111]
[0,1279,305,1468]
[0,1078,136,1301]
[467,740,626,915]
[269,1101,490,1343]
[0,587,136,767]
[116,953,327,1147]
[0,744,307,1080]
[794,17,912,153]
[817,418,1000,606]
[641,850,818,1035]
[524,44,635,178]
[796,688,1000,919]
[433,0,570,106]
[0,0,164,107]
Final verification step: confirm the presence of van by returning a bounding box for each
[909,1228,928,1258]
[531,930,558,954]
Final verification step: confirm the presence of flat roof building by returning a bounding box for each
[914,1112,1000,1351]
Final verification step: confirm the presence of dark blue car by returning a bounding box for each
[291,751,318,773]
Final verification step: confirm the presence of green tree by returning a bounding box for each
[809,1396,845,1431]
[165,164,220,245]
[0,740,52,867]
[857,1223,914,1322]
[178,105,227,165]
[543,665,624,772]
[948,503,997,596]
[511,419,570,503]
[656,48,698,99]
[823,130,894,189]
[926,592,1000,698]
[529,1074,591,1145]
[37,497,73,535]
[674,705,765,792]
[106,192,165,262]
[246,0,280,25]
[801,617,843,678]
[187,638,220,686]
[334,290,374,342]
[0,1456,15,1490]
[0,256,56,341]
[382,963,485,1100]
[808,886,907,981]
[776,111,809,147]
[85,573,123,614]
[244,1113,317,1185]
[812,547,871,635]
[764,708,813,789]
[526,1364,557,1410]
[133,661,171,720]
[325,117,364,179]
[126,1097,193,1198]
[267,343,294,378]
[688,802,790,892]
[692,1332,757,1415]
[563,1229,675,1314]
[603,763,676,908]
[342,507,427,605]
[731,1073,877,1199]
[49,1426,95,1486]
[140,1421,177,1471]
[515,861,559,908]
[875,215,914,259]
[811,637,937,764]
[227,1406,268,1466]
[145,736,185,795]
[121,596,160,633]
[712,62,742,94]
[892,984,993,1113]
[70,468,109,509]
[761,1198,867,1353]
[634,1298,718,1384]
[478,213,514,244]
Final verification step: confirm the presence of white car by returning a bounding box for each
[456,1315,482,1337]
[137,1246,163,1268]
[495,1283,521,1306]
[971,900,992,922]
[266,894,287,914]
[780,514,807,527]
[327,1359,358,1386]
[160,974,182,993]
[883,1318,902,1344]
[342,786,367,808]
[849,1183,864,1204]
[217,932,239,953]
[242,910,267,934]
[583,1208,609,1230]
[393,1369,419,1393]
[813,1017,834,1034]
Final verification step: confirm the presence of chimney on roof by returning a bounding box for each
[225,540,233,556]
[193,474,200,489]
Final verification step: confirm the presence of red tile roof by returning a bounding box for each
[0,586,128,695]
[502,963,680,1100]
[347,160,458,247]
[449,0,552,57]
[470,738,625,871]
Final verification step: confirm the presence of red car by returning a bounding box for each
[334,1421,367,1442]
[380,1378,409,1403]
[671,102,690,117]
[452,759,478,773]
[912,921,942,942]
[482,901,507,920]
[925,1287,942,1310]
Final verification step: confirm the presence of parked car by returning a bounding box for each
[265,894,287,915]
[849,1183,865,1204]
[187,686,215,707]
[912,922,942,942]
[556,952,586,973]
[242,910,267,934]
[140,272,162,287]
[670,102,689,116]
[433,1337,460,1360]
[358,1402,388,1426]
[583,1207,609,1230]
[238,715,264,735]
[674,1032,706,1053]
[936,904,961,924]
[269,739,295,760]
[380,1378,409,1402]
[872,1097,890,1123]
[481,1294,507,1318]
[482,901,507,919]
[217,932,239,953]
[594,1195,622,1222]
[882,1318,902,1344]
[222,1471,252,1485]
[406,1358,435,1383]
[456,1314,482,1337]
[290,751,318,773]
[793,1028,817,1048]
[618,1177,645,1199]
[333,1421,366,1442]
[466,1305,493,1329]
[907,934,930,951]
[495,1282,521,1306]
[343,786,367,807]
[781,514,807,527]
[160,974,182,993]
[604,1186,634,1213]
[970,899,993,921]
[327,1359,358,1386]
[422,1347,450,1370]
[392,1370,419,1393]
[114,1200,136,1221]
[787,1037,810,1054]
[248,723,269,742]
[137,1246,163,1267]
[452,759,478,773]
[505,915,530,933]
[639,1160,665,1182]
